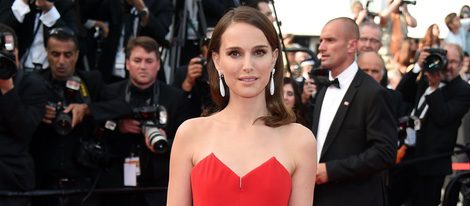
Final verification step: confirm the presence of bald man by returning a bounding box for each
[358,51,385,82]
[312,17,397,206]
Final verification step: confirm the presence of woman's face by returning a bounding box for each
[432,25,440,37]
[212,22,278,99]
[283,83,295,109]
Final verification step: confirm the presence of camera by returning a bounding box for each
[197,57,208,83]
[401,0,416,5]
[0,32,16,80]
[422,48,448,73]
[48,102,73,136]
[133,105,168,154]
[76,136,109,169]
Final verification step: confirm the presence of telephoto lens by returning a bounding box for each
[55,111,73,136]
[142,122,169,154]
[0,53,16,79]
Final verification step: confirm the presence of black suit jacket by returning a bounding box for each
[0,71,47,191]
[311,69,397,206]
[396,71,470,176]
[0,0,79,61]
[31,69,103,181]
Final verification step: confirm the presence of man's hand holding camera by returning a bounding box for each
[118,118,168,153]
[42,104,56,124]
[119,119,141,134]
[64,103,90,127]
[182,57,205,92]
[0,78,14,95]
[416,47,430,69]
[418,47,446,90]
[42,103,90,127]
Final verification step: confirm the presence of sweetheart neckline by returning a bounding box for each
[192,153,291,179]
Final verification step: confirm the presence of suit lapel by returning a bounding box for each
[320,71,363,159]
[312,86,327,136]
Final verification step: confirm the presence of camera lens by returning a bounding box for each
[55,112,73,136]
[0,52,17,79]
[422,48,448,73]
[142,125,169,154]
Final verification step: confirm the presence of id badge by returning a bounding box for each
[413,119,421,131]
[405,127,416,146]
[124,156,140,186]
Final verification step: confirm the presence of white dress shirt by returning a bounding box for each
[316,61,359,162]
[12,0,60,69]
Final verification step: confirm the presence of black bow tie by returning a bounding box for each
[325,78,340,88]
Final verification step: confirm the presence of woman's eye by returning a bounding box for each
[228,50,240,57]
[254,49,267,56]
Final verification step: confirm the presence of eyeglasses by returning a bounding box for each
[359,37,381,45]
[49,27,75,37]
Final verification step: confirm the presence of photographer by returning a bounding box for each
[95,0,173,83]
[29,27,103,206]
[378,0,417,65]
[89,36,192,206]
[173,29,214,117]
[0,0,79,71]
[391,44,470,206]
[0,23,47,206]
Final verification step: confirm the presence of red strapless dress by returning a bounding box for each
[191,153,292,206]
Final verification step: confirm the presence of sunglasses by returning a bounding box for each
[49,27,75,37]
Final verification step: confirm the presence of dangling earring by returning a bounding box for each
[269,68,275,95]
[219,73,226,97]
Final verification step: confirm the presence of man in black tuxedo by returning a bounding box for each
[391,44,470,206]
[0,0,79,71]
[89,36,193,206]
[312,17,397,206]
[0,23,47,206]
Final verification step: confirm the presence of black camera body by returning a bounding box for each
[48,101,73,136]
[132,105,169,154]
[401,0,416,5]
[76,135,109,169]
[423,48,448,73]
[0,32,16,80]
[197,57,208,83]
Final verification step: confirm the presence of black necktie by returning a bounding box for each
[325,78,340,88]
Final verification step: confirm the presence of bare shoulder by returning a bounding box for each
[174,116,213,146]
[280,123,316,144]
[279,123,317,159]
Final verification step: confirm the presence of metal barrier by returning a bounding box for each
[0,187,167,197]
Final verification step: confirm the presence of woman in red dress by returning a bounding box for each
[167,6,316,206]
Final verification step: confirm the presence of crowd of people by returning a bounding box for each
[0,0,469,206]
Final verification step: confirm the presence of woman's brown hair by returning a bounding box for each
[420,24,440,49]
[207,6,295,127]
